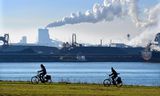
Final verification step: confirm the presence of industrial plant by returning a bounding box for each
[0,28,160,62]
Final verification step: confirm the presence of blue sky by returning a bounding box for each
[1,0,102,28]
[0,0,160,44]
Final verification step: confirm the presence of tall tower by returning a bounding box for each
[38,28,52,46]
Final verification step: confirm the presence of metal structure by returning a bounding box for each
[155,33,160,45]
[0,33,160,62]
[0,34,9,46]
[141,33,160,61]
[72,33,77,45]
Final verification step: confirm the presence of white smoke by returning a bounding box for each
[128,26,160,47]
[46,0,128,28]
[46,0,160,28]
[141,3,160,28]
[128,3,160,46]
[46,0,160,46]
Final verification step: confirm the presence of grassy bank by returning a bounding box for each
[0,81,160,96]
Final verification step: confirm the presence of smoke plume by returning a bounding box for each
[128,3,160,46]
[46,0,159,28]
[46,0,129,28]
[46,0,160,46]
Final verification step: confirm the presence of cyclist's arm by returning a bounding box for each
[109,73,113,76]
[38,70,43,73]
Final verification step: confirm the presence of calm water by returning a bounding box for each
[0,62,160,86]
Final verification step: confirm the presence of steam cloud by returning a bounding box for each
[46,0,160,29]
[128,3,160,46]
[46,0,128,28]
[46,0,160,46]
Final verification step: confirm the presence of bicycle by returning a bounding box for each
[103,73,123,87]
[31,71,52,84]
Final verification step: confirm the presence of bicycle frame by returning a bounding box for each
[103,74,123,87]
[31,72,52,84]
[105,75,114,84]
[37,72,47,82]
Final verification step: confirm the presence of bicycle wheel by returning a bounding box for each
[116,81,123,87]
[47,78,52,84]
[103,79,111,87]
[31,76,39,84]
[115,77,123,87]
[44,75,52,84]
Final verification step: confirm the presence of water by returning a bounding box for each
[0,62,160,86]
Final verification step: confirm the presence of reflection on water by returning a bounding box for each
[0,62,160,86]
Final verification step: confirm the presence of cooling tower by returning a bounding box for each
[38,28,52,46]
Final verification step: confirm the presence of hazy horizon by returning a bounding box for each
[0,0,160,46]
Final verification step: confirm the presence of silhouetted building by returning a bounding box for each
[19,36,27,44]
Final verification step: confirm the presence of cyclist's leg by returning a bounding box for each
[111,76,114,84]
[112,76,117,85]
[39,72,43,81]
[41,73,45,82]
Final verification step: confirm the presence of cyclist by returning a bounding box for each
[109,67,118,85]
[38,64,47,82]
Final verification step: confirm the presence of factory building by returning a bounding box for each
[19,36,27,44]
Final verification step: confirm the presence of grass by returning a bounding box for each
[0,81,160,96]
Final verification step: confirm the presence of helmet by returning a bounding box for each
[41,64,44,67]
[111,67,114,71]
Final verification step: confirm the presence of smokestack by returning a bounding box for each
[72,33,77,45]
[100,39,103,46]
